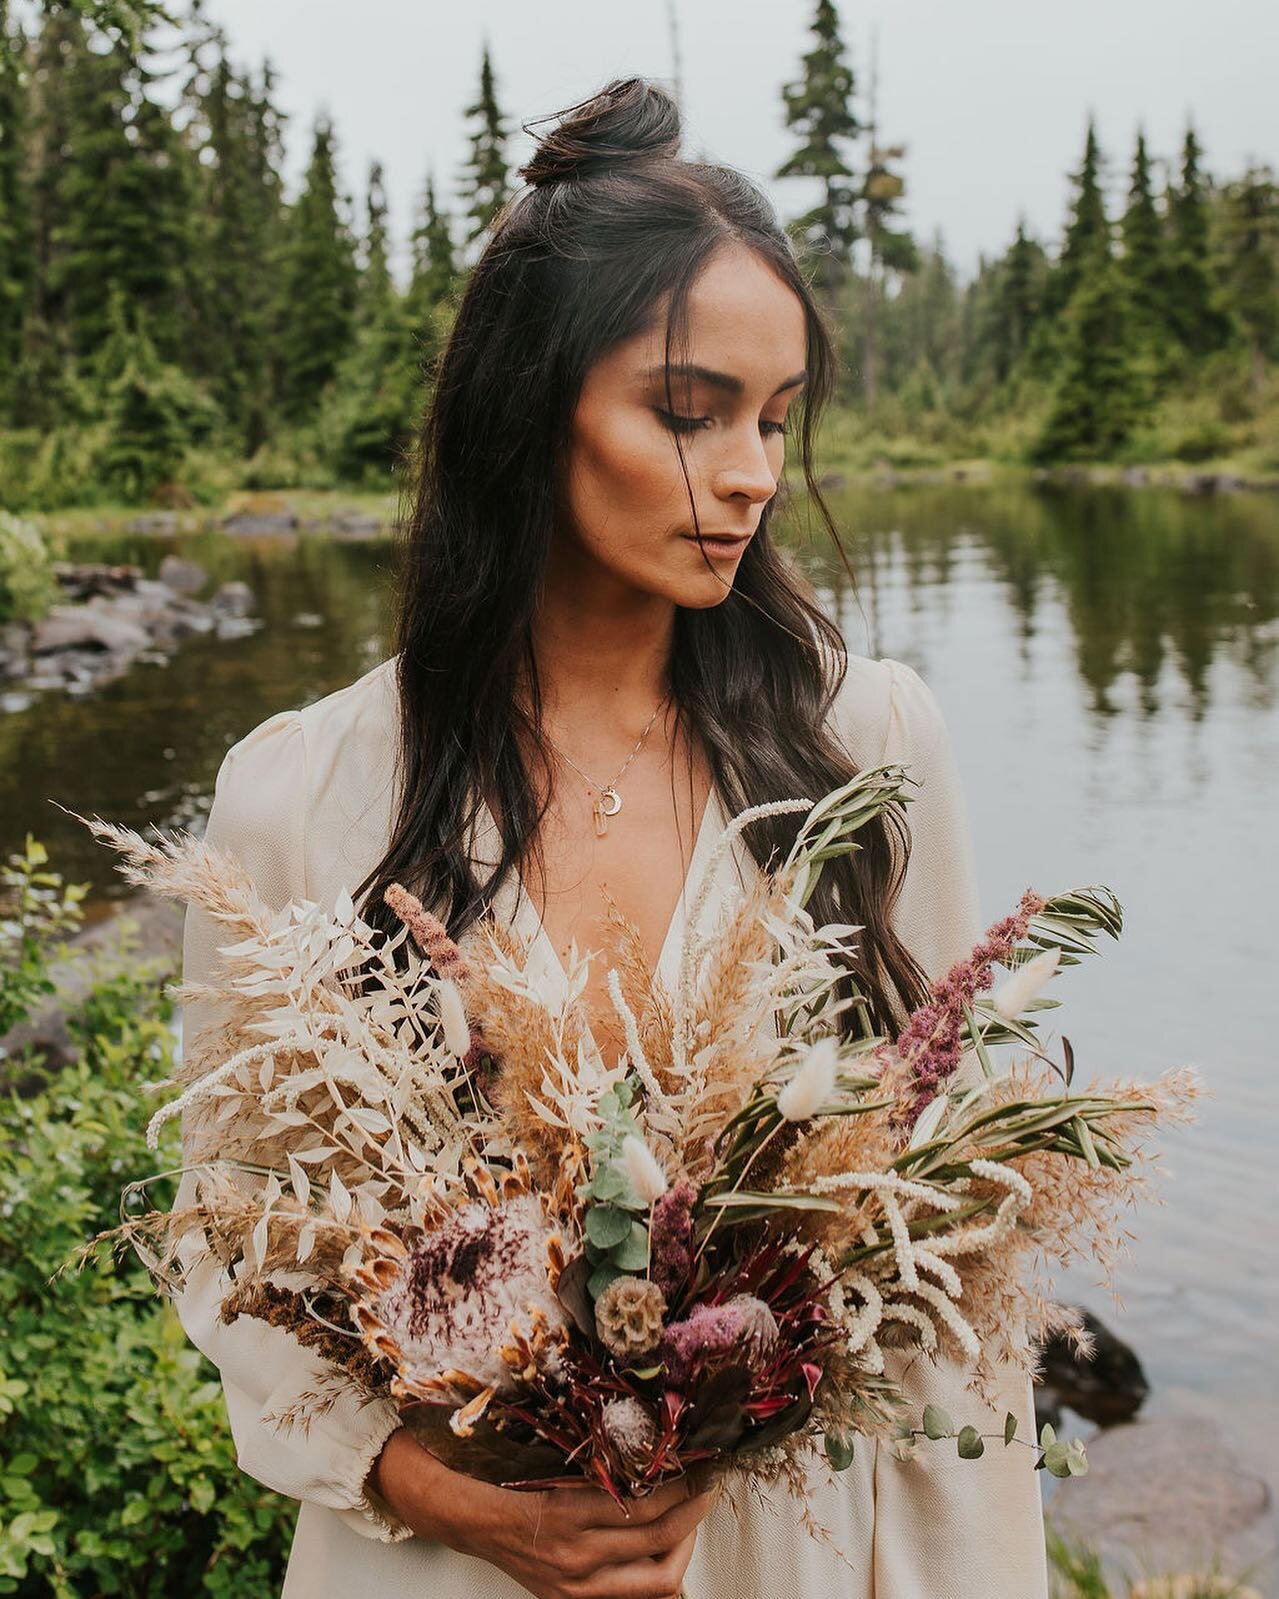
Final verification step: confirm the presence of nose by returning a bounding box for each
[713,426,778,507]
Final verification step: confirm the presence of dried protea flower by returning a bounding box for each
[595,1275,667,1361]
[348,1193,566,1404]
[601,1395,659,1473]
[662,1294,780,1384]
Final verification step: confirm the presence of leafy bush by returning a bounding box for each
[0,842,296,1595]
[0,517,59,627]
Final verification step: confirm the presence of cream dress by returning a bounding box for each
[176,652,1049,1597]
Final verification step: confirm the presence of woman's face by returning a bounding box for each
[555,241,809,609]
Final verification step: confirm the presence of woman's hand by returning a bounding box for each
[371,1426,716,1597]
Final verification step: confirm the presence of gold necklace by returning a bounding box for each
[543,693,670,837]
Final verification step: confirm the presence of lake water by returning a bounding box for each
[3,483,1277,1535]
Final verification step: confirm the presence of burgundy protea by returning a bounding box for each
[661,1294,779,1386]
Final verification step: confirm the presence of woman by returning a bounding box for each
[177,77,1048,1598]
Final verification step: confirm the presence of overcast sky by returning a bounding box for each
[191,0,1275,281]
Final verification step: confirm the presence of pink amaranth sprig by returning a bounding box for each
[384,882,470,981]
[883,888,1047,1126]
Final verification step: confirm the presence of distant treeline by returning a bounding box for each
[0,0,1275,510]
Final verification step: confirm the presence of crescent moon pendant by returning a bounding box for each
[599,787,622,817]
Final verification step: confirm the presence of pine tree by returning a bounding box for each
[1119,128,1170,353]
[406,172,458,326]
[458,44,510,248]
[1045,117,1111,317]
[776,0,863,305]
[1219,164,1278,395]
[94,289,220,502]
[997,220,1044,379]
[317,155,426,480]
[1032,257,1150,461]
[858,30,916,407]
[358,160,392,321]
[276,115,358,421]
[1166,123,1232,358]
[180,31,283,452]
[0,2,34,420]
[52,16,193,366]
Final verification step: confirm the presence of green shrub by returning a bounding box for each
[0,517,59,627]
[0,843,297,1596]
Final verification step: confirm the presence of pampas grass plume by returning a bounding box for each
[622,1134,668,1204]
[991,946,1061,1021]
[777,1036,840,1122]
[436,978,472,1058]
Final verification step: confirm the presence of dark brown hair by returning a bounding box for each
[358,77,931,1037]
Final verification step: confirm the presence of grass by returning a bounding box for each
[1047,1529,1263,1599]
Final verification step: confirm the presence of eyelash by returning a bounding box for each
[656,409,788,439]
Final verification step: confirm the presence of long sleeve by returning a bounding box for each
[869,659,1049,1597]
[173,709,413,1545]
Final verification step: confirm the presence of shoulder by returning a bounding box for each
[207,656,400,907]
[829,653,951,769]
[217,655,398,788]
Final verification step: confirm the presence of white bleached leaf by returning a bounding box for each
[287,1156,311,1206]
[329,1168,352,1224]
[296,1221,317,1264]
[347,1107,392,1135]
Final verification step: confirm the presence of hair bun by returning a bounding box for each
[518,77,681,189]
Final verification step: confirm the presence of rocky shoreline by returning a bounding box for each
[0,556,257,711]
[815,463,1279,494]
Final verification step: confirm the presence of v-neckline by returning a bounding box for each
[478,781,722,1032]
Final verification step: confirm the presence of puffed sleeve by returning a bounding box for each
[172,709,414,1544]
[870,659,1048,1596]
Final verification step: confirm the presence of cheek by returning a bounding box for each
[567,406,688,545]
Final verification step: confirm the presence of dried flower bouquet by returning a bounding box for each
[69,765,1195,1510]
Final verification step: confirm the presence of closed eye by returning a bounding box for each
[656,410,788,438]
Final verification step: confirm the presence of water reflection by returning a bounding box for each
[2,484,1277,1504]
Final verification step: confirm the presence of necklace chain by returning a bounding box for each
[542,692,671,836]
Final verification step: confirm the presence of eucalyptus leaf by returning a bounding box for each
[922,1404,953,1441]
[1004,1411,1018,1447]
[957,1425,985,1459]
[587,1261,624,1300]
[825,1431,856,1472]
[609,1220,650,1271]
[585,1204,633,1250]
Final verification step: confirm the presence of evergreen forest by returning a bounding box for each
[0,0,1275,512]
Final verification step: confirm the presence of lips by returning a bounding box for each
[682,532,753,557]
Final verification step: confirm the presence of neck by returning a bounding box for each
[525,571,677,731]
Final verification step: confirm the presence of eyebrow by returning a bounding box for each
[641,363,808,398]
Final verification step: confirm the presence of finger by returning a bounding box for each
[569,1476,691,1530]
[578,1490,713,1569]
[583,1527,700,1598]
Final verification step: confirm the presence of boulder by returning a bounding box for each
[1037,1307,1149,1427]
[125,512,179,535]
[157,554,208,596]
[52,561,140,601]
[1048,1413,1274,1589]
[222,510,298,534]
[31,604,150,656]
[211,580,254,618]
